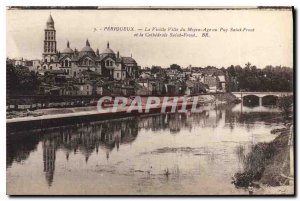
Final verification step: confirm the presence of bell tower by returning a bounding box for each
[43,14,57,61]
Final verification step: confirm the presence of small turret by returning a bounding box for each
[74,48,79,56]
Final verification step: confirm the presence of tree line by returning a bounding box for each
[225,63,293,92]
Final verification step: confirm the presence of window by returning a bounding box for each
[117,73,119,78]
[106,60,109,66]
[110,61,113,66]
[51,59,53,62]
[65,60,68,67]
[87,85,89,90]
[89,60,91,66]
[44,66,46,70]
[50,66,52,70]
[69,61,71,67]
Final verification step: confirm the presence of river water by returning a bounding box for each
[7,103,284,195]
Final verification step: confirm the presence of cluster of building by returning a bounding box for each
[9,14,227,97]
[137,65,227,96]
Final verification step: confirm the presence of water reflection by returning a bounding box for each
[7,104,282,191]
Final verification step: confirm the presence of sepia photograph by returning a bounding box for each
[6,6,294,195]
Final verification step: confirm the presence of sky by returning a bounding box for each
[6,8,293,68]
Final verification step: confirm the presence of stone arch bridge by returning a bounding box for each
[232,92,293,106]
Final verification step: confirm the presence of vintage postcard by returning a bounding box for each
[6,7,294,195]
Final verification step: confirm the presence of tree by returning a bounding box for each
[6,63,40,95]
[151,66,161,74]
[278,95,293,119]
[170,64,182,72]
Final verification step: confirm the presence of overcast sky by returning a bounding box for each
[6,8,293,68]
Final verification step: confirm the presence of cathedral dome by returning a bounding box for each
[61,41,74,54]
[81,39,94,53]
[79,39,95,57]
[81,46,94,52]
[101,42,115,57]
[102,48,115,55]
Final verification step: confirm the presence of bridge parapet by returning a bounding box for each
[232,92,293,99]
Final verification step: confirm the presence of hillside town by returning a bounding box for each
[7,14,227,97]
[7,56,228,97]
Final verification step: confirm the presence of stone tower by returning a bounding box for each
[43,14,57,62]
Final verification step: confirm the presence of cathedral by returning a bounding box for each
[33,14,139,80]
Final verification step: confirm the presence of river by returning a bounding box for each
[6,103,284,195]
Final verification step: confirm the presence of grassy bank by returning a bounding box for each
[233,125,293,189]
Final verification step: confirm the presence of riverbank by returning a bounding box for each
[6,93,238,118]
[232,122,294,195]
[6,93,239,134]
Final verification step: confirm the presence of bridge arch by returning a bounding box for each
[242,95,260,106]
[261,95,278,106]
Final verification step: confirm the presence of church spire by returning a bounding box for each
[86,39,90,47]
[107,41,109,48]
[46,14,55,29]
[67,41,70,48]
[43,14,56,57]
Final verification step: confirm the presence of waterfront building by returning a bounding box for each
[203,75,218,92]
